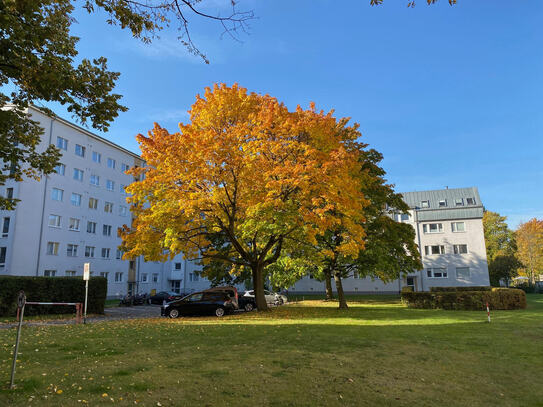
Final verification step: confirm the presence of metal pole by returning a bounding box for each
[84,279,89,324]
[10,293,26,389]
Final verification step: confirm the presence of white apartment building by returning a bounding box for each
[291,187,490,293]
[0,108,489,297]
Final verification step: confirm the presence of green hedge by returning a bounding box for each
[0,276,107,317]
[430,286,491,292]
[402,287,526,310]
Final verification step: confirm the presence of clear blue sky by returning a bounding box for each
[45,0,543,228]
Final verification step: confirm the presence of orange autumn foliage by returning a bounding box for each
[121,84,369,309]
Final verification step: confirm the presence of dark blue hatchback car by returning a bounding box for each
[161,291,234,318]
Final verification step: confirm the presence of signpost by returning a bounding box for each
[83,262,90,324]
[10,291,26,389]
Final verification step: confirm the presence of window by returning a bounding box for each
[0,247,5,267]
[466,197,476,205]
[401,213,410,222]
[6,188,13,200]
[152,273,159,283]
[455,198,464,206]
[174,262,182,270]
[352,271,360,279]
[104,202,113,213]
[92,151,101,163]
[424,245,445,255]
[121,163,130,172]
[44,270,56,277]
[453,244,468,254]
[120,184,128,196]
[73,168,84,181]
[115,272,123,282]
[421,200,430,208]
[52,188,64,201]
[438,200,447,207]
[422,223,443,234]
[71,193,82,206]
[189,272,199,282]
[55,163,65,175]
[427,268,448,278]
[48,214,61,228]
[171,280,181,293]
[46,242,59,255]
[67,244,78,257]
[87,221,97,234]
[106,180,115,191]
[116,249,122,260]
[119,205,127,217]
[56,137,68,150]
[2,217,10,237]
[89,197,98,209]
[107,158,116,169]
[75,144,86,157]
[101,248,110,258]
[141,273,148,283]
[85,246,95,258]
[451,222,466,232]
[103,224,112,236]
[100,272,109,279]
[456,267,470,279]
[90,174,100,186]
[68,217,80,231]
[65,270,76,277]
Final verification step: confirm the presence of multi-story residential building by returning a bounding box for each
[291,187,490,293]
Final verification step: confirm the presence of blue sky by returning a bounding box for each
[44,0,543,228]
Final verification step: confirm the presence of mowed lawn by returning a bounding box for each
[1,295,542,406]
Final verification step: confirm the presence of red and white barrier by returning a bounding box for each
[16,302,83,324]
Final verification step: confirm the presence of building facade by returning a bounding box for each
[0,108,489,298]
[291,187,490,293]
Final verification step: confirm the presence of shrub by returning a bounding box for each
[401,288,526,310]
[430,286,491,292]
[401,286,413,293]
[0,276,107,317]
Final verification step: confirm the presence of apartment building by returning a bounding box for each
[291,187,490,293]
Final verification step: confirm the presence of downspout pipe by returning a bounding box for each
[35,116,56,276]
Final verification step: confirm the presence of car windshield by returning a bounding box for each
[264,290,272,295]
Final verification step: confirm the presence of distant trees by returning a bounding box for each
[516,219,543,286]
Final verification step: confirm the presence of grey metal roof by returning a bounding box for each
[400,187,484,220]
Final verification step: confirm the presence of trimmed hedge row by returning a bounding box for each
[430,286,491,292]
[402,287,526,310]
[0,276,107,317]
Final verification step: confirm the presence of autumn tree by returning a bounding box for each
[482,211,520,286]
[516,219,543,286]
[121,84,368,310]
[311,148,422,309]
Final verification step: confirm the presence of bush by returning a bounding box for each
[0,276,107,317]
[402,287,526,310]
[430,286,491,292]
[401,286,413,293]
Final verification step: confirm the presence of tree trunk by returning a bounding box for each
[324,270,334,301]
[333,272,348,309]
[252,264,268,311]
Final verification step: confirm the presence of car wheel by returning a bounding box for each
[244,303,254,312]
[215,307,225,317]
[168,308,180,319]
[277,298,284,305]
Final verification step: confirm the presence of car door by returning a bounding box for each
[183,293,203,315]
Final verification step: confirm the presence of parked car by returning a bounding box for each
[150,291,185,305]
[243,290,287,306]
[161,291,235,318]
[238,294,257,312]
[202,286,239,309]
[119,293,150,306]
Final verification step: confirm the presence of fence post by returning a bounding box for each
[10,291,26,389]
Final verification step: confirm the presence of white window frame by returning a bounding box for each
[121,163,130,172]
[152,273,159,283]
[90,174,100,186]
[75,144,86,157]
[107,158,116,169]
[67,244,78,257]
[68,217,80,231]
[103,224,112,236]
[85,246,95,258]
[115,272,123,282]
[427,268,448,278]
[46,242,59,255]
[2,217,10,237]
[116,249,122,260]
[104,202,113,213]
[101,248,110,258]
[100,271,109,279]
[174,262,182,270]
[55,163,65,176]
[48,214,61,228]
[455,198,464,207]
[451,222,466,232]
[453,244,468,254]
[92,151,101,163]
[73,168,84,181]
[44,270,57,277]
[423,223,443,234]
[70,193,82,207]
[106,179,115,191]
[52,188,64,201]
[89,197,98,210]
[119,205,127,217]
[0,246,6,267]
[424,245,445,255]
[65,270,76,277]
[141,273,148,283]
[56,137,68,150]
[87,221,97,234]
[421,200,430,208]
[466,197,476,206]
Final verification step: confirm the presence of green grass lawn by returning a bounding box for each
[1,295,542,406]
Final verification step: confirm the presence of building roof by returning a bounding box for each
[400,187,484,221]
[26,105,142,161]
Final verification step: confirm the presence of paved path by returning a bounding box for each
[0,305,162,329]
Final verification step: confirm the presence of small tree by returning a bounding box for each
[516,219,543,286]
[121,84,367,310]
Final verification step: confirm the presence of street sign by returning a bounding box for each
[83,263,90,281]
